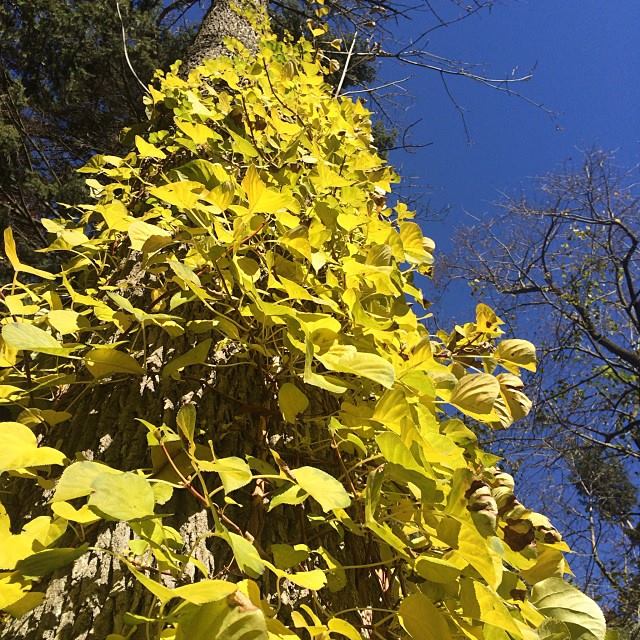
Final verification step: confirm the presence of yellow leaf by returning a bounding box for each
[150,180,204,209]
[3,228,55,280]
[328,618,362,640]
[449,373,500,416]
[95,201,133,231]
[47,310,82,335]
[316,343,394,388]
[456,523,502,589]
[0,422,66,473]
[85,348,144,378]
[399,592,452,640]
[135,135,166,159]
[162,339,212,380]
[292,466,351,512]
[176,120,219,145]
[1,323,71,356]
[242,165,296,215]
[400,222,434,265]
[173,580,236,604]
[495,339,537,373]
[51,501,101,525]
[127,220,171,252]
[278,383,309,423]
[289,569,327,590]
[476,303,504,337]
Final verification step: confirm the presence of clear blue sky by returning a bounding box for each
[375,0,640,318]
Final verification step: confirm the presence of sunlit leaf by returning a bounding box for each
[316,343,394,388]
[3,228,55,280]
[292,466,351,512]
[495,339,537,373]
[85,348,144,377]
[175,592,268,640]
[87,472,156,521]
[135,135,166,159]
[199,457,252,494]
[531,578,606,640]
[399,592,452,640]
[173,580,237,604]
[450,373,500,416]
[2,323,64,354]
[0,422,66,473]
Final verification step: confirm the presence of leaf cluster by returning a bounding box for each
[0,27,606,640]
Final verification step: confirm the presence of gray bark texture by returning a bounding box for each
[0,3,266,638]
[182,0,268,73]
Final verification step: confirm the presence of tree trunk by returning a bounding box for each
[182,0,267,73]
[0,3,269,638]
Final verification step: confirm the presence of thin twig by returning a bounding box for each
[115,0,150,95]
[335,31,358,97]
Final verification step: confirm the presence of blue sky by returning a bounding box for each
[372,1,639,595]
[373,0,640,319]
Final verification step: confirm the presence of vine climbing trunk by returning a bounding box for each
[0,2,268,638]
[182,0,267,73]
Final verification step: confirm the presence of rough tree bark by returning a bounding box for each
[1,2,270,638]
[182,0,267,73]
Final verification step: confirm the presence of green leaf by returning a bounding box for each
[85,348,144,378]
[291,466,351,512]
[53,461,120,502]
[267,484,308,511]
[224,532,265,578]
[200,457,252,494]
[538,620,574,640]
[124,560,175,603]
[175,593,268,640]
[15,545,89,577]
[271,543,309,570]
[531,578,606,640]
[177,404,197,444]
[162,339,212,380]
[278,383,309,423]
[399,592,452,640]
[88,472,155,521]
[414,555,466,584]
[0,422,66,473]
